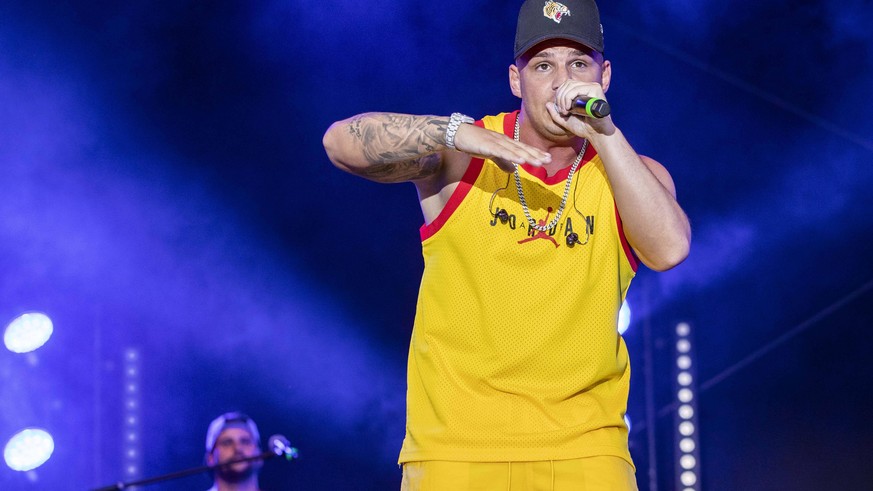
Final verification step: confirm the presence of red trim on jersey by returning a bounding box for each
[615,205,639,272]
[419,120,487,241]
[509,110,596,185]
[503,111,516,139]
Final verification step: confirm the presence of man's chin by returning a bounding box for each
[217,463,256,483]
[544,124,578,143]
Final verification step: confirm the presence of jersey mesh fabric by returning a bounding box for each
[399,111,637,466]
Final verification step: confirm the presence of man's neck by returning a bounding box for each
[215,477,260,491]
[516,114,586,176]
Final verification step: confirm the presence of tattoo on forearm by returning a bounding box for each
[345,113,448,181]
[355,153,442,182]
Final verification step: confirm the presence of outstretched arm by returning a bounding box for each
[322,112,552,184]
[322,113,449,183]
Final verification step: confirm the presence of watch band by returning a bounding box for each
[445,113,474,150]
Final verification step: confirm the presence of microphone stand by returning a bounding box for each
[91,449,295,491]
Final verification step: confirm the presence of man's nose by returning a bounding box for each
[552,65,570,89]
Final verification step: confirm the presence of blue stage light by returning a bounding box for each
[4,312,54,353]
[618,300,631,335]
[3,428,55,471]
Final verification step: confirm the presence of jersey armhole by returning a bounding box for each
[615,204,639,272]
[419,120,487,241]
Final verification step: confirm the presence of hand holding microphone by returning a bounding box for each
[570,96,610,119]
[554,80,611,119]
[549,81,616,137]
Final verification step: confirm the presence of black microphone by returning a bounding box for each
[570,97,611,118]
[268,434,300,461]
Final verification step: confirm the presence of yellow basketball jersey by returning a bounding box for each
[399,111,637,466]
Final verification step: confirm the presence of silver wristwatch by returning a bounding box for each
[445,113,474,150]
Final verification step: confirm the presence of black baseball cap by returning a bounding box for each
[514,0,604,59]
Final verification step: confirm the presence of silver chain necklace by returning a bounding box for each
[513,116,588,232]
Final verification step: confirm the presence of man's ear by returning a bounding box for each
[601,59,612,93]
[509,64,522,98]
[205,451,215,466]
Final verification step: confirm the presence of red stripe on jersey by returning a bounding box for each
[419,120,487,241]
[615,205,639,272]
[510,111,596,185]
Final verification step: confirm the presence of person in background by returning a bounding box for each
[204,411,263,491]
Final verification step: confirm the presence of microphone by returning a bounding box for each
[268,434,300,461]
[570,97,611,118]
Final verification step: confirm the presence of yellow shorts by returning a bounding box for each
[401,456,638,491]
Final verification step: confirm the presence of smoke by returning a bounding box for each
[1,7,406,486]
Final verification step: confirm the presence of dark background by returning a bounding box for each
[1,1,872,490]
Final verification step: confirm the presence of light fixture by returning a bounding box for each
[4,428,54,471]
[4,312,54,353]
[674,322,701,490]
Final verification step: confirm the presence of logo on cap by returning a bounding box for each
[543,1,571,23]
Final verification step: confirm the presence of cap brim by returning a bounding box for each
[514,34,603,60]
